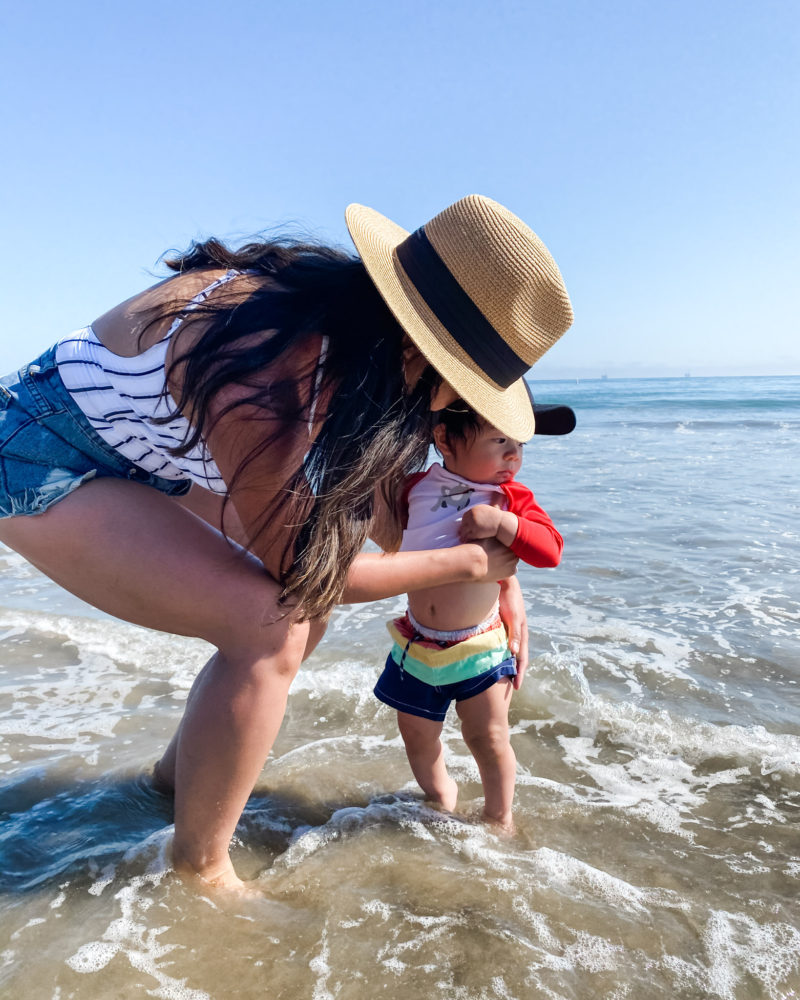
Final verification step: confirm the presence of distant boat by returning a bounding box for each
[601,373,608,380]
[684,372,691,378]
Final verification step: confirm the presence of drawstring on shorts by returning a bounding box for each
[397,631,425,679]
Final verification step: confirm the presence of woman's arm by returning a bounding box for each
[347,478,519,602]
[342,539,519,604]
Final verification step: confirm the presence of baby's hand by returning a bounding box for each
[459,504,504,542]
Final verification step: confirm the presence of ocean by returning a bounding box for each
[1,375,798,999]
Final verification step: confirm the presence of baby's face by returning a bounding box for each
[446,423,524,485]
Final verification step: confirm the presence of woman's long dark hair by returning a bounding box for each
[154,235,436,620]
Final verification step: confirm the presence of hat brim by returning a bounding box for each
[346,203,538,441]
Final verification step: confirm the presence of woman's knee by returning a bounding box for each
[215,612,310,682]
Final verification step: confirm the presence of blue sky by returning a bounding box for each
[1,0,798,378]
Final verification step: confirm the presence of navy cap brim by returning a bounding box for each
[532,402,576,435]
[525,382,576,435]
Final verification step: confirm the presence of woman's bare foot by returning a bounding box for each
[173,856,261,897]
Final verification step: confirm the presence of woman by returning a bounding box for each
[0,195,573,888]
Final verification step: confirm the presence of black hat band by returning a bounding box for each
[394,226,528,390]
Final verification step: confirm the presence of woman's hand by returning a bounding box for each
[342,539,518,604]
[469,537,519,582]
[498,576,529,689]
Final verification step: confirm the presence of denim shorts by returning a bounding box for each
[0,345,191,518]
[374,653,517,722]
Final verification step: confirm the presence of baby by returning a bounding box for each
[374,401,565,830]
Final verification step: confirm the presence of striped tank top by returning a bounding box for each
[56,271,329,494]
[55,270,242,492]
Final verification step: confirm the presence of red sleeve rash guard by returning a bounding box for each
[498,480,563,568]
[399,464,563,569]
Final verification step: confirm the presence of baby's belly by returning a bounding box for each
[407,581,502,631]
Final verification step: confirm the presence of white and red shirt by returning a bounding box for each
[399,462,563,568]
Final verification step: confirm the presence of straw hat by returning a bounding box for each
[345,194,574,441]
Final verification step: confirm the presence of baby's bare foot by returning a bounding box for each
[483,812,516,836]
[431,776,459,812]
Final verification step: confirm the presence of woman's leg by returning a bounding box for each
[396,711,458,811]
[0,477,319,887]
[455,678,516,830]
[154,614,327,795]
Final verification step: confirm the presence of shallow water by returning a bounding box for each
[1,375,799,999]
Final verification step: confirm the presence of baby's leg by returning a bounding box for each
[396,712,458,811]
[456,678,516,830]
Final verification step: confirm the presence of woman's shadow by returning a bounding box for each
[0,769,327,894]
